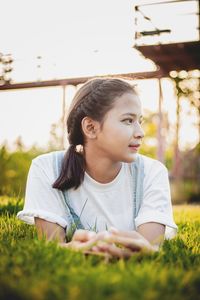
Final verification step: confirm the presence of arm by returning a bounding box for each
[34,218,101,250]
[34,217,66,243]
[135,161,177,244]
[137,222,165,247]
[34,220,134,258]
[106,226,162,252]
[34,218,156,257]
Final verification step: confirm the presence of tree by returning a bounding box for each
[47,117,64,151]
[140,109,171,166]
[14,136,25,152]
[170,70,200,178]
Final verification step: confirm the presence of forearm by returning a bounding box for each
[136,222,165,247]
[108,227,162,252]
[34,217,66,242]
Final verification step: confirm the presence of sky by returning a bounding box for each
[0,0,199,151]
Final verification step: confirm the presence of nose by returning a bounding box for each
[133,121,145,139]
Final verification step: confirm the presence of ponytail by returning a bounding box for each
[52,145,86,191]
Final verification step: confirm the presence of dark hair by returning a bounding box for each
[53,77,137,191]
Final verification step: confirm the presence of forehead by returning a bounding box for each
[111,92,142,115]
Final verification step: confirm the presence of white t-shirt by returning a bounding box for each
[17,151,178,239]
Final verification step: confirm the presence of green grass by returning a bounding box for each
[0,197,200,300]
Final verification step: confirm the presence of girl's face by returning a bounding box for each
[95,92,144,163]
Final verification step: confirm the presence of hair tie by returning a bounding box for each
[75,144,84,153]
[70,144,83,153]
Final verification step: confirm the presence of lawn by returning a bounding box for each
[0,197,199,300]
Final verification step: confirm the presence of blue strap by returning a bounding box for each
[53,150,144,233]
[131,155,144,229]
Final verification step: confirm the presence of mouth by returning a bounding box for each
[128,144,141,151]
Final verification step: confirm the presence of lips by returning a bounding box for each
[129,144,141,147]
[128,144,141,152]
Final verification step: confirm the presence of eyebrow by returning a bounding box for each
[121,113,143,119]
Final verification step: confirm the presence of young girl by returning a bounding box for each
[17,78,177,258]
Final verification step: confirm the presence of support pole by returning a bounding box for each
[62,85,66,149]
[172,95,181,179]
[157,78,164,163]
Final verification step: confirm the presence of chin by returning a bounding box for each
[123,153,138,163]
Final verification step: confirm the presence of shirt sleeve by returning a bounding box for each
[134,160,178,239]
[17,157,70,229]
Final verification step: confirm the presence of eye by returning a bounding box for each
[123,118,134,125]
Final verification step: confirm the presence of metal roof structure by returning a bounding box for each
[134,0,200,75]
[135,41,200,75]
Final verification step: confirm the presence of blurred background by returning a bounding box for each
[0,0,199,204]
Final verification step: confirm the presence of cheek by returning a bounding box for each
[105,124,132,141]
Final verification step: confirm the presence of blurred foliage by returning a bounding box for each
[140,109,157,158]
[0,143,44,198]
[0,117,65,197]
[47,117,64,151]
[170,70,200,117]
[170,69,200,150]
[179,143,200,204]
[180,142,200,181]
[0,52,13,85]
[169,70,200,204]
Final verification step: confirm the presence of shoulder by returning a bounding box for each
[139,154,168,174]
[126,153,168,177]
[137,154,170,191]
[140,155,169,187]
[33,150,65,167]
[31,150,66,180]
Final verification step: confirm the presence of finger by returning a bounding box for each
[107,229,157,252]
[96,241,113,251]
[91,246,99,252]
[64,241,80,249]
[71,236,102,251]
[80,231,112,246]
[72,230,96,242]
[76,232,110,249]
[72,230,88,242]
[108,227,143,240]
[69,232,111,252]
[95,231,112,240]
[105,235,155,252]
[98,243,134,259]
[66,240,108,252]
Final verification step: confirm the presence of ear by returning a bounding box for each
[81,117,100,140]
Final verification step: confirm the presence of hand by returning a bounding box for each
[61,228,157,259]
[88,227,158,258]
[63,230,108,252]
[106,227,159,252]
[62,229,131,258]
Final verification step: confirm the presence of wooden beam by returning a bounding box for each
[0,70,163,91]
